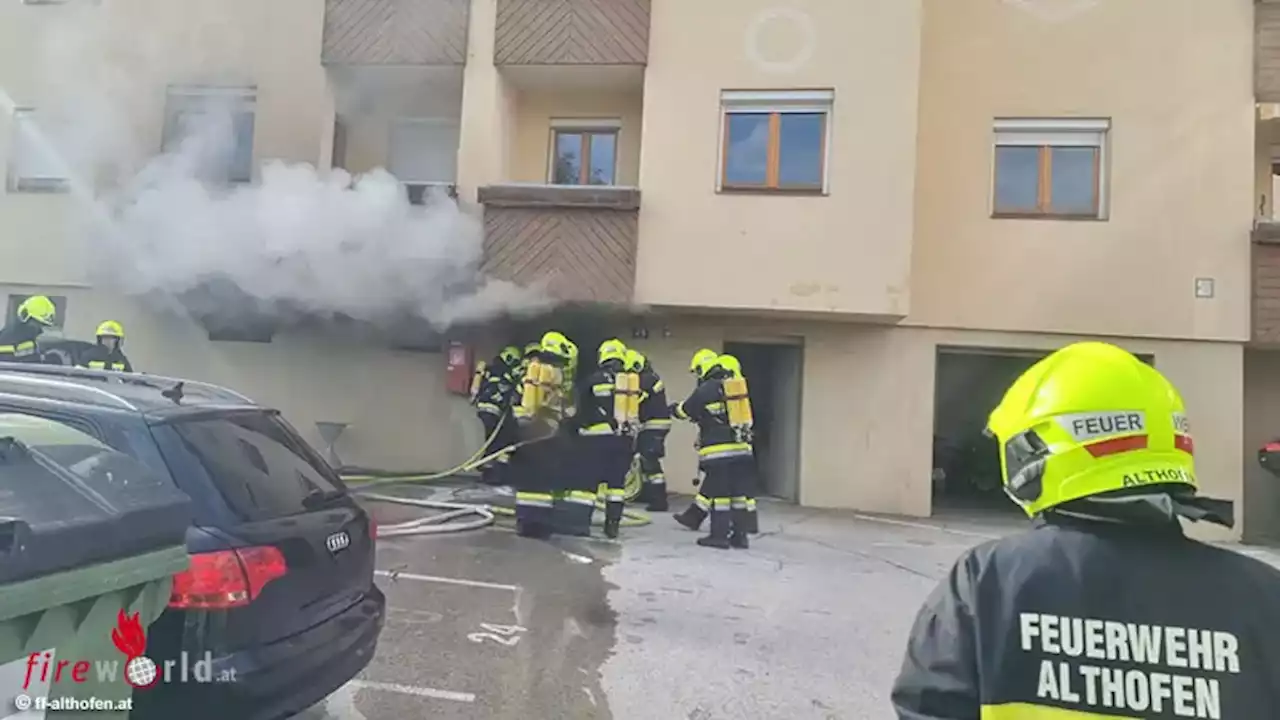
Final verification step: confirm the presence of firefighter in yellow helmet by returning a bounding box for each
[561,338,635,538]
[78,320,134,372]
[0,295,57,364]
[671,348,722,531]
[511,331,576,538]
[891,342,1280,718]
[470,345,522,486]
[626,348,673,511]
[670,350,755,548]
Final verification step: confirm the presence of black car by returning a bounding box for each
[0,363,385,720]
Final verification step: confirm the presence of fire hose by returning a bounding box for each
[342,416,653,537]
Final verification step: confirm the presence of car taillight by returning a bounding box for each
[368,517,378,541]
[169,546,287,610]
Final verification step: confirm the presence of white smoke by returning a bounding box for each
[20,2,553,330]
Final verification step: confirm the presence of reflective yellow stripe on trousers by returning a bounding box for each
[981,704,1137,719]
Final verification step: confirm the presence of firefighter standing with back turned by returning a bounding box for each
[672,348,723,529]
[627,349,672,512]
[670,350,756,548]
[891,341,1280,719]
[568,339,639,539]
[0,295,57,364]
[470,345,521,487]
[511,332,575,538]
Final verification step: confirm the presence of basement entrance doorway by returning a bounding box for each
[931,346,1155,514]
[724,341,803,503]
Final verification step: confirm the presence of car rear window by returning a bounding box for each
[0,412,174,511]
[156,411,346,522]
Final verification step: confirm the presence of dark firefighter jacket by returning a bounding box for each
[0,321,43,363]
[671,371,751,464]
[78,345,133,372]
[473,359,518,418]
[891,493,1280,720]
[577,362,625,436]
[637,366,671,434]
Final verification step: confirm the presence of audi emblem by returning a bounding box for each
[326,531,351,554]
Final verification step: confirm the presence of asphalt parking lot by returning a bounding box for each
[291,488,1280,720]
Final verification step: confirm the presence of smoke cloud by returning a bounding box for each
[17,3,553,331]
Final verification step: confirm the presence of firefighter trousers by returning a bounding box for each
[568,434,632,538]
[477,411,516,486]
[514,428,570,538]
[635,430,669,510]
[698,458,754,545]
[675,456,758,536]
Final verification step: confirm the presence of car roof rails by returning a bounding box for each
[0,372,138,411]
[0,363,255,406]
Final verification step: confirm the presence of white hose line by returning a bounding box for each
[357,491,497,536]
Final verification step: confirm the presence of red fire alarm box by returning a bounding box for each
[445,341,474,396]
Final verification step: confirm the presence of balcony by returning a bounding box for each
[494,0,650,66]
[478,184,640,305]
[1255,222,1280,343]
[322,0,469,66]
[1260,1,1280,101]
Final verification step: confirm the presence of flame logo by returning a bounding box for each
[110,610,147,659]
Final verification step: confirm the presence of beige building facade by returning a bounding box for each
[2,0,1277,542]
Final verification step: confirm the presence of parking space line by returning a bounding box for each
[375,569,520,592]
[848,513,1001,539]
[351,679,476,703]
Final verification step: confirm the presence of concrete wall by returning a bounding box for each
[631,0,921,317]
[911,0,1254,341]
[0,283,485,474]
[625,318,1244,542]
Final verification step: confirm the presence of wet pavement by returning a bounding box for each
[289,487,1280,720]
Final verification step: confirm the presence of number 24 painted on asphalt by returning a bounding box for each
[468,623,527,646]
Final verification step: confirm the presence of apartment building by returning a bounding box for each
[0,0,1271,541]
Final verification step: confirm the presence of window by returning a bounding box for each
[161,85,256,183]
[6,293,67,331]
[992,118,1109,219]
[718,90,832,193]
[153,411,344,522]
[6,108,69,193]
[549,121,619,186]
[203,318,275,344]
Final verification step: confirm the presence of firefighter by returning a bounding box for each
[669,350,755,549]
[77,320,134,372]
[0,295,57,364]
[671,348,721,530]
[511,331,575,539]
[626,349,672,512]
[471,345,521,486]
[562,338,637,539]
[891,341,1280,718]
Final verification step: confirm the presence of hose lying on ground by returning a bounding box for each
[342,416,652,536]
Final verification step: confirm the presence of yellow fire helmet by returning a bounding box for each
[624,348,646,372]
[17,295,56,327]
[95,320,125,339]
[690,348,718,377]
[540,331,573,360]
[523,342,540,358]
[498,345,521,366]
[715,354,743,378]
[598,338,627,365]
[986,341,1196,518]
